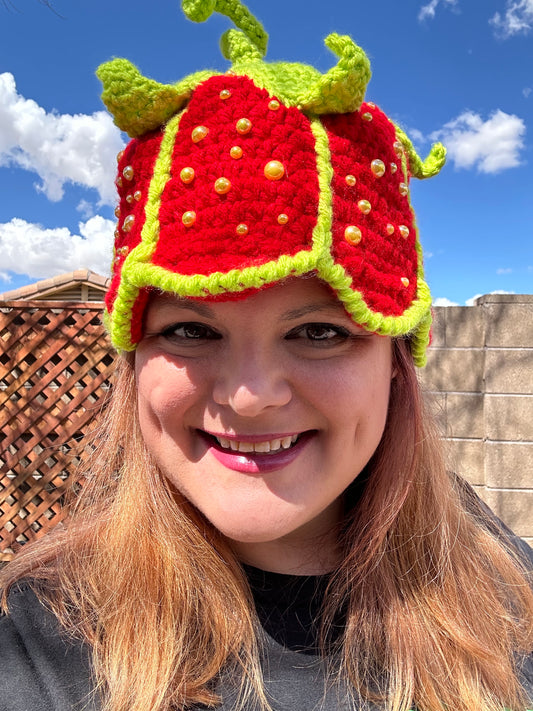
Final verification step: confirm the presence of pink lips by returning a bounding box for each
[201,431,314,474]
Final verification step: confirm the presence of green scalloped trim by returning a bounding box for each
[311,121,432,367]
[109,112,184,351]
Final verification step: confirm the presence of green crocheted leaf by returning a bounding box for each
[297,34,372,114]
[97,59,216,138]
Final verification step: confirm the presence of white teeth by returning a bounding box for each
[237,441,254,452]
[253,441,271,453]
[213,433,301,454]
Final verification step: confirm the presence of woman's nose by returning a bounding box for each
[212,349,292,417]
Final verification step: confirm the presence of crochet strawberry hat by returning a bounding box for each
[98,0,445,366]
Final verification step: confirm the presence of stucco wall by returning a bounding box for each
[420,293,533,545]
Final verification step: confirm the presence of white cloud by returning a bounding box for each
[0,216,113,279]
[431,110,526,173]
[419,0,458,22]
[77,199,95,219]
[496,267,513,274]
[490,0,533,37]
[433,297,459,306]
[0,72,124,205]
[523,87,532,98]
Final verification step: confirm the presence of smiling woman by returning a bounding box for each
[1,1,533,710]
[136,279,393,572]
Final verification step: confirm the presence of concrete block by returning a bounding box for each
[485,442,533,488]
[429,308,445,348]
[475,294,533,306]
[444,306,485,348]
[483,488,533,538]
[445,439,485,486]
[484,302,533,348]
[446,393,484,439]
[484,349,533,395]
[485,395,533,441]
[421,349,484,393]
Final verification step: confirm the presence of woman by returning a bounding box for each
[1,2,533,710]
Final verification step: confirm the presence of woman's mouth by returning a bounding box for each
[198,430,314,473]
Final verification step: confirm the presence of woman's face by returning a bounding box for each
[135,278,393,573]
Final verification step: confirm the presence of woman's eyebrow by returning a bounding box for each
[160,299,216,317]
[280,301,345,321]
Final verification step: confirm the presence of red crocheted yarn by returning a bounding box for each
[152,75,320,275]
[324,105,417,317]
[106,131,164,313]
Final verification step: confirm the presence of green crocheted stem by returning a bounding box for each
[97,59,217,137]
[181,0,268,56]
[394,125,446,179]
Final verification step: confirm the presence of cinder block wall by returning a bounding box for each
[419,294,533,545]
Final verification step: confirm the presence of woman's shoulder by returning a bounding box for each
[0,582,98,711]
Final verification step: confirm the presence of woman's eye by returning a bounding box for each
[286,323,350,343]
[161,322,220,341]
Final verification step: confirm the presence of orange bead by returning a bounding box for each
[358,200,371,215]
[236,118,252,134]
[182,211,196,227]
[344,226,362,245]
[230,146,243,159]
[180,167,195,184]
[122,214,135,232]
[236,223,248,236]
[371,159,386,177]
[277,213,289,225]
[345,174,356,186]
[386,224,395,235]
[401,277,410,288]
[192,125,209,143]
[264,160,285,181]
[214,177,231,194]
[123,165,134,181]
[220,89,232,100]
[399,225,410,238]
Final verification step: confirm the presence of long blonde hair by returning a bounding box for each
[2,341,533,711]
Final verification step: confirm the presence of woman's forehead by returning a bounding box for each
[148,277,348,317]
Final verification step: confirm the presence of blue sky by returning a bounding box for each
[0,0,532,305]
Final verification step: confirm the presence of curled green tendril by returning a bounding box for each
[221,29,262,62]
[181,0,268,56]
[395,125,446,179]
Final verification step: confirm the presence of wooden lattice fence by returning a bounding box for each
[0,301,114,561]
